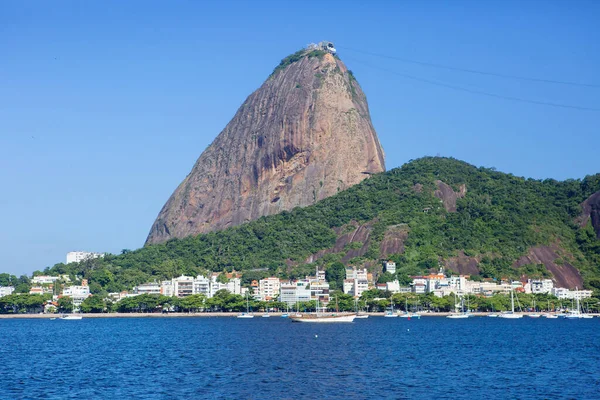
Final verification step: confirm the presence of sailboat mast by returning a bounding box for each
[511,289,515,313]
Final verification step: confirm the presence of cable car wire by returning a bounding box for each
[343,56,600,112]
[337,45,600,89]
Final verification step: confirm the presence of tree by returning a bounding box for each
[325,262,346,291]
[377,272,395,284]
[58,296,74,313]
[80,295,106,313]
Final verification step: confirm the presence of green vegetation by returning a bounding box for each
[270,48,327,77]
[5,157,600,299]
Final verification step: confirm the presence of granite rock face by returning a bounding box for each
[580,190,600,238]
[146,50,385,245]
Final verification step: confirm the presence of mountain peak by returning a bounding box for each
[146,43,385,245]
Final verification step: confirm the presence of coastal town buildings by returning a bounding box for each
[66,251,104,264]
[551,287,593,300]
[257,277,280,301]
[133,282,161,295]
[0,286,14,297]
[32,275,62,285]
[343,268,369,297]
[157,275,242,298]
[29,286,53,295]
[530,279,554,294]
[279,281,312,306]
[62,279,92,310]
[383,260,396,274]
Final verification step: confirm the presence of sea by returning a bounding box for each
[1,316,599,399]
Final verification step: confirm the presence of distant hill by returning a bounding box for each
[43,157,600,294]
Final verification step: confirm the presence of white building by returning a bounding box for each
[66,251,104,264]
[279,281,312,306]
[383,261,396,274]
[210,276,242,297]
[258,277,280,301]
[29,286,53,295]
[62,284,91,311]
[343,268,369,297]
[32,275,61,285]
[385,280,411,294]
[133,282,161,295]
[551,287,593,300]
[160,275,241,298]
[193,276,211,297]
[530,279,554,294]
[161,275,195,297]
[0,286,15,297]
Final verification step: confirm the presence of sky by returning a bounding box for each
[1,1,599,276]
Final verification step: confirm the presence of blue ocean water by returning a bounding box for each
[0,317,599,399]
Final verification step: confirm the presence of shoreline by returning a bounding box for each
[1,312,597,319]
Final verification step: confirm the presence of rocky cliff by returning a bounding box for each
[146,48,385,245]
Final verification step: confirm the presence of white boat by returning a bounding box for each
[543,314,558,319]
[447,294,469,319]
[61,298,83,320]
[61,315,83,320]
[289,269,355,323]
[488,304,499,317]
[354,299,369,318]
[527,300,541,318]
[498,289,523,319]
[564,288,593,319]
[237,293,254,319]
[290,313,356,323]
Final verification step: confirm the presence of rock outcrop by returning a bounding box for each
[146,48,385,245]
[514,245,583,289]
[434,180,466,212]
[579,190,600,238]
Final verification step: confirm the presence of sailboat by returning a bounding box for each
[447,293,469,319]
[498,289,523,319]
[384,298,398,318]
[565,289,592,319]
[398,297,411,318]
[527,298,541,318]
[354,298,368,319]
[488,303,499,317]
[237,292,254,318]
[61,297,83,320]
[289,268,356,323]
[542,300,558,318]
[262,303,271,318]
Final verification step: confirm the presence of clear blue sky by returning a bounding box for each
[1,1,599,276]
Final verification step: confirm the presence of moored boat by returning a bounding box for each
[289,313,356,323]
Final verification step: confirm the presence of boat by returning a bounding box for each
[61,315,83,320]
[289,270,355,323]
[447,293,469,319]
[498,289,523,319]
[354,299,369,319]
[564,290,592,319]
[488,304,499,317]
[262,306,271,318]
[289,313,356,323]
[281,313,289,318]
[237,293,254,319]
[542,300,557,318]
[384,299,398,318]
[61,298,83,320]
[527,299,541,318]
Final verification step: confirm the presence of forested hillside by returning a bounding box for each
[31,157,600,295]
